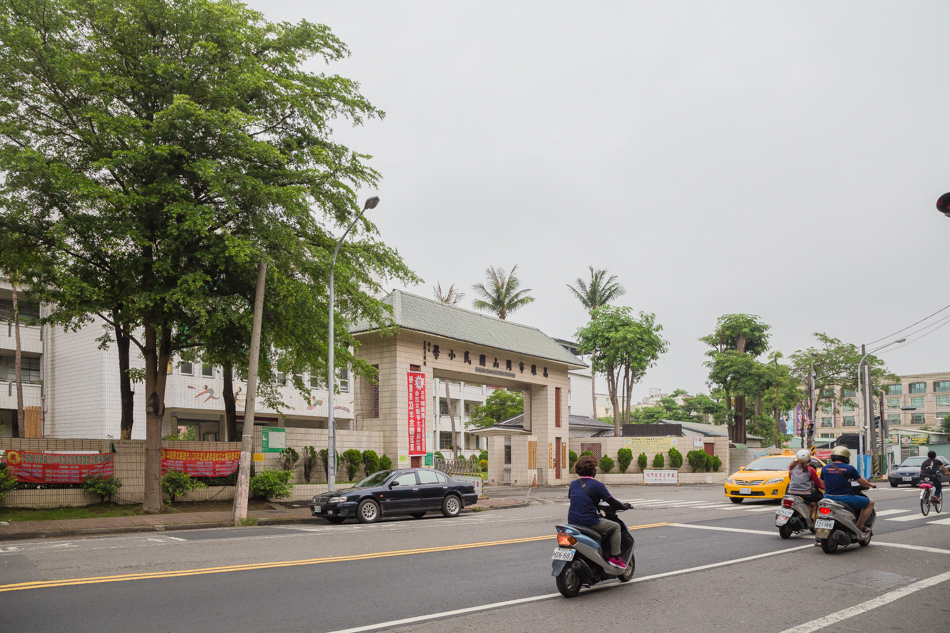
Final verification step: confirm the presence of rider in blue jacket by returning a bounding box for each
[820,446,876,532]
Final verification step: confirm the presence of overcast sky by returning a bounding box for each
[246,1,950,401]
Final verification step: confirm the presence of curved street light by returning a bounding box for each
[327,196,380,492]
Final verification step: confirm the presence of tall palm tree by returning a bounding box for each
[567,266,626,417]
[433,282,465,306]
[472,265,534,320]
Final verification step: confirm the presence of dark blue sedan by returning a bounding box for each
[309,468,479,524]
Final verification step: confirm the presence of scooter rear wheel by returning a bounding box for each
[617,554,636,582]
[556,565,582,598]
[778,523,794,539]
[820,538,838,554]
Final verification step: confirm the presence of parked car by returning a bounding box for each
[310,468,479,524]
[887,455,950,487]
[724,450,825,503]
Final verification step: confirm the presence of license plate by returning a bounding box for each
[775,515,789,526]
[312,505,321,513]
[739,488,752,495]
[777,508,794,517]
[902,477,912,481]
[815,519,834,530]
[552,548,575,561]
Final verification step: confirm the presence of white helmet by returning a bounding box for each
[796,449,811,462]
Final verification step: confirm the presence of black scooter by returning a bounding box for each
[551,504,635,598]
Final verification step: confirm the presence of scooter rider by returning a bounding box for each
[920,450,950,500]
[788,449,824,520]
[568,455,631,569]
[820,446,876,532]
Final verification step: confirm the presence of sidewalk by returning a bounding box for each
[0,495,530,542]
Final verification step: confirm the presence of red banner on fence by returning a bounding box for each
[161,449,240,477]
[407,371,426,455]
[5,451,114,483]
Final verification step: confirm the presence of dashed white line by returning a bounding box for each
[874,509,909,516]
[886,513,935,523]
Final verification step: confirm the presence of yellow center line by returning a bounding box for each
[0,522,669,593]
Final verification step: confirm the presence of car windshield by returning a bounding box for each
[743,457,794,471]
[356,470,394,487]
[899,457,926,467]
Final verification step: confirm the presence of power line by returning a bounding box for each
[866,302,950,346]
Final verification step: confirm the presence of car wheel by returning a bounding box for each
[410,512,426,519]
[729,497,744,504]
[357,499,380,524]
[778,523,794,539]
[889,482,898,488]
[325,517,346,524]
[441,494,462,518]
[820,538,838,554]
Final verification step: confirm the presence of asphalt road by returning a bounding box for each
[1,484,947,633]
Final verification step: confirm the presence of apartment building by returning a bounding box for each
[0,277,42,437]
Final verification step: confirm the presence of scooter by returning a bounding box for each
[814,482,875,554]
[552,504,635,598]
[775,493,816,539]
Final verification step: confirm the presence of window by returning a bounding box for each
[909,382,926,394]
[464,402,472,417]
[934,381,950,393]
[842,402,854,412]
[911,413,926,424]
[555,387,562,428]
[841,388,856,398]
[887,398,901,408]
[392,472,417,486]
[0,298,40,321]
[888,414,900,427]
[821,417,833,428]
[911,397,925,408]
[371,365,380,418]
[418,470,441,485]
[179,362,193,376]
[821,403,832,413]
[821,389,834,398]
[886,384,902,395]
[936,395,950,407]
[275,371,286,384]
[201,364,214,378]
[0,355,40,382]
[843,416,855,427]
[440,400,449,416]
[339,367,349,392]
[439,433,454,450]
[310,372,321,389]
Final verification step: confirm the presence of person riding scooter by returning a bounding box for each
[568,455,631,569]
[787,449,824,520]
[820,446,876,532]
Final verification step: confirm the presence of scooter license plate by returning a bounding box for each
[777,508,794,517]
[739,487,752,495]
[815,519,835,530]
[552,548,575,562]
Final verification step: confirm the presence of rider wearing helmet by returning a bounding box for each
[820,446,877,532]
[919,450,950,501]
[568,455,631,569]
[787,449,824,520]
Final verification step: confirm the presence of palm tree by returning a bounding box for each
[472,265,534,320]
[567,266,626,417]
[433,282,465,306]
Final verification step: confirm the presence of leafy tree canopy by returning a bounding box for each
[470,389,524,428]
[701,314,771,358]
[472,265,534,320]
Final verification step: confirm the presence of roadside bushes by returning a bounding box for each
[81,475,122,503]
[301,446,319,483]
[379,454,392,470]
[362,450,380,476]
[686,450,720,472]
[479,459,488,472]
[637,452,648,472]
[277,447,299,472]
[711,456,722,472]
[668,447,683,469]
[161,471,206,503]
[569,451,578,470]
[250,470,293,500]
[652,452,665,469]
[0,466,17,501]
[617,448,633,473]
[599,455,615,473]
[342,449,362,482]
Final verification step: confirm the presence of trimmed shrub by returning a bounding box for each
[652,452,665,469]
[686,450,708,472]
[434,451,445,460]
[617,448,633,473]
[569,450,578,470]
[249,469,293,500]
[599,455,615,473]
[580,450,593,457]
[637,452,648,472]
[302,446,319,483]
[479,459,488,472]
[277,447,299,472]
[362,450,380,476]
[711,456,722,472]
[82,475,122,502]
[161,471,206,503]
[479,450,488,462]
[669,447,683,470]
[342,449,363,481]
[379,454,393,470]
[0,467,18,501]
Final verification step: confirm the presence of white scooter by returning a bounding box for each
[814,482,875,554]
[775,494,816,539]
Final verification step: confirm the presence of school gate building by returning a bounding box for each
[352,291,586,486]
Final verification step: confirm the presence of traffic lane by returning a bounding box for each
[380,525,950,633]
[0,520,819,633]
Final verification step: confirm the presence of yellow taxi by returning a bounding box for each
[724,450,825,503]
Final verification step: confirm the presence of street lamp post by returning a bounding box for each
[327,196,380,493]
[856,338,905,478]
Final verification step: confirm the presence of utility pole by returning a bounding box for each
[807,355,816,451]
[232,259,267,525]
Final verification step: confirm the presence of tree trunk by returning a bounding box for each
[143,323,171,513]
[115,315,135,440]
[590,365,597,420]
[11,280,24,438]
[623,370,634,428]
[725,389,734,442]
[606,368,621,436]
[223,362,237,442]
[736,396,747,444]
[445,380,458,455]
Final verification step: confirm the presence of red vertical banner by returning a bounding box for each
[407,371,427,455]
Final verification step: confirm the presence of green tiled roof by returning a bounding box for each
[353,290,586,368]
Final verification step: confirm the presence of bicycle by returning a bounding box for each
[919,478,942,516]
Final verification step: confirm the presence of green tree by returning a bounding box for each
[470,389,525,428]
[0,0,415,513]
[567,266,626,412]
[575,306,668,436]
[472,265,534,320]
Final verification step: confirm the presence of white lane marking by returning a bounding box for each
[886,513,935,522]
[926,517,950,526]
[875,541,950,555]
[874,509,909,516]
[669,523,776,536]
[777,570,950,633]
[328,543,813,633]
[743,507,778,513]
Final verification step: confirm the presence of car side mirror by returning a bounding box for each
[389,481,399,488]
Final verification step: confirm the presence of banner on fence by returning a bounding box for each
[161,449,240,477]
[5,451,114,483]
[643,469,679,485]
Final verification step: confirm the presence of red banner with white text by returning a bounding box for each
[407,371,427,455]
[161,449,240,477]
[5,451,114,483]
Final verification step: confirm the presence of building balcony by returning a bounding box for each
[0,380,42,410]
[0,321,42,355]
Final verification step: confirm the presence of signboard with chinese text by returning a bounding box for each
[407,371,427,455]
[261,427,286,453]
[693,436,704,448]
[161,449,240,477]
[5,451,114,483]
[643,469,679,485]
[623,437,679,453]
